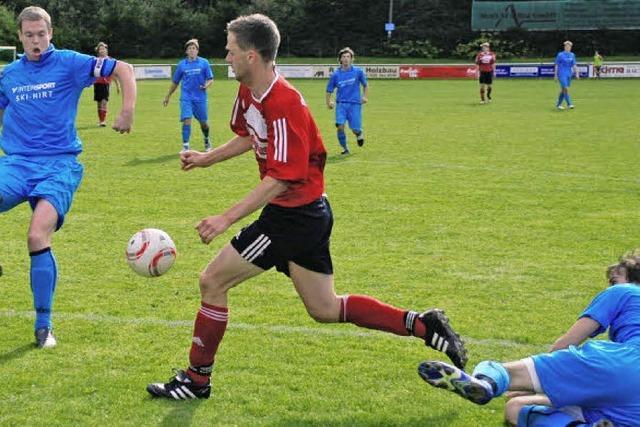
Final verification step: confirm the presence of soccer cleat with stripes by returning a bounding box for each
[147,369,211,400]
[418,309,468,369]
[418,361,494,405]
[35,328,57,349]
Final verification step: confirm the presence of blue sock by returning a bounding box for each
[337,129,347,150]
[30,247,58,330]
[471,361,509,396]
[182,124,191,145]
[565,93,572,106]
[557,93,565,106]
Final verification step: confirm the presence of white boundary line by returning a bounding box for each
[0,309,546,352]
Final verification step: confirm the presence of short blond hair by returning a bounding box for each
[338,47,355,61]
[18,6,52,31]
[564,40,573,46]
[95,42,108,52]
[480,42,490,47]
[185,39,199,50]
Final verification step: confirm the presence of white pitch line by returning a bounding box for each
[0,309,546,352]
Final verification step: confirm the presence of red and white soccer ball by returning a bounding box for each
[125,228,177,277]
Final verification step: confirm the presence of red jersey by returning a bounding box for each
[475,51,496,72]
[230,74,327,208]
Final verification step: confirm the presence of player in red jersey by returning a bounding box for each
[475,42,496,104]
[147,14,467,400]
[93,42,120,126]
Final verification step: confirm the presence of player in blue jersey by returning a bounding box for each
[554,41,580,110]
[418,251,640,426]
[326,47,368,154]
[163,39,214,152]
[0,6,137,348]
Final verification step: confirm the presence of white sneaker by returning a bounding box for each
[557,105,565,110]
[568,104,575,109]
[480,100,486,105]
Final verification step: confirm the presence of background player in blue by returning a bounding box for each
[326,47,368,154]
[163,39,214,152]
[0,6,137,348]
[418,251,640,427]
[554,40,580,110]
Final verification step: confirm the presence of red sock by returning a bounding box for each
[98,109,107,122]
[187,302,228,384]
[339,294,425,337]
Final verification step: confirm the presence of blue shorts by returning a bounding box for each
[532,340,640,424]
[0,155,83,230]
[558,75,572,88]
[335,102,362,132]
[180,100,208,123]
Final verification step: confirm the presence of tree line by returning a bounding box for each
[2,0,639,59]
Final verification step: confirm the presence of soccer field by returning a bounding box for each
[1,77,639,426]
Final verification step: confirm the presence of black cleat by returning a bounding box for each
[340,149,350,155]
[147,369,211,400]
[418,361,494,405]
[419,309,468,369]
[357,138,364,147]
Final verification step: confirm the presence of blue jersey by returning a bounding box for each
[555,51,576,78]
[581,283,640,346]
[0,44,116,156]
[326,66,367,104]
[173,57,213,103]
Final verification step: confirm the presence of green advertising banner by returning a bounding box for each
[472,0,640,31]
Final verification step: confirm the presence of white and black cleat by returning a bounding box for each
[147,369,211,400]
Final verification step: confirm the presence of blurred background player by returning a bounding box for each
[418,251,640,427]
[593,50,604,78]
[554,41,579,110]
[163,39,213,152]
[475,42,496,104]
[147,14,466,401]
[93,42,120,127]
[326,47,368,154]
[0,6,136,348]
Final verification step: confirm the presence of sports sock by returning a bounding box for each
[557,93,565,106]
[201,126,210,143]
[480,88,485,101]
[471,360,509,396]
[339,295,425,337]
[565,93,573,105]
[487,87,492,99]
[182,124,191,144]
[188,302,228,384]
[337,129,347,150]
[30,248,58,330]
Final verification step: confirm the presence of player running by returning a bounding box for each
[554,41,579,110]
[93,42,120,127]
[163,39,214,152]
[475,42,496,104]
[326,47,368,154]
[147,14,466,400]
[0,6,136,348]
[418,251,640,426]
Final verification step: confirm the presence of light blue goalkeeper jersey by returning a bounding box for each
[172,57,213,103]
[326,66,367,104]
[0,44,116,156]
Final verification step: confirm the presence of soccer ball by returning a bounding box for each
[125,228,177,277]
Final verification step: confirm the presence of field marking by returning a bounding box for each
[0,309,546,352]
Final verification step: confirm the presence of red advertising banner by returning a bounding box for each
[399,65,479,79]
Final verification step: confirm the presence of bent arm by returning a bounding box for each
[164,82,179,103]
[223,176,288,225]
[181,135,253,170]
[111,61,137,132]
[550,317,600,352]
[202,78,213,90]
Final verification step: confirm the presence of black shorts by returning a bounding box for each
[231,196,333,276]
[479,71,493,85]
[94,83,110,102]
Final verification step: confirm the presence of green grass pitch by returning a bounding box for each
[1,76,638,425]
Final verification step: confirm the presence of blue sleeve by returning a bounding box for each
[571,54,576,67]
[204,60,213,80]
[555,52,561,65]
[326,73,336,92]
[68,51,108,88]
[0,91,8,109]
[579,287,626,337]
[359,68,368,87]
[172,62,183,84]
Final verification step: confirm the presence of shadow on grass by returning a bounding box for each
[271,412,461,426]
[158,399,204,427]
[326,152,354,164]
[0,344,34,365]
[125,154,179,166]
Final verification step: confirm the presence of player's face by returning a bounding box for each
[482,46,489,52]
[225,33,251,83]
[564,44,572,52]
[18,19,52,61]
[340,52,353,67]
[186,45,198,59]
[97,46,108,57]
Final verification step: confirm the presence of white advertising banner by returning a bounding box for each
[228,64,400,79]
[134,65,172,79]
[599,63,640,78]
